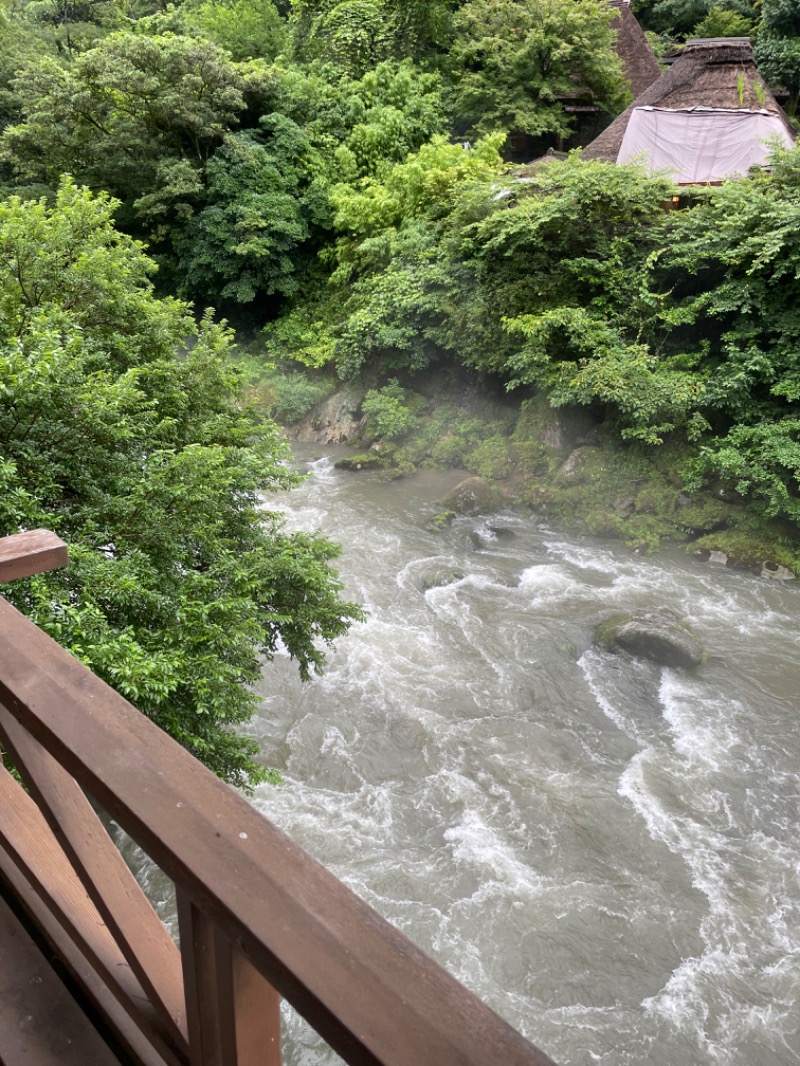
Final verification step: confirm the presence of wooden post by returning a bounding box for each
[178,891,281,1066]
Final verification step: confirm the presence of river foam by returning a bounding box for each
[246,448,800,1066]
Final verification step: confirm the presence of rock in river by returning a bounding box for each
[596,608,704,670]
[439,477,498,517]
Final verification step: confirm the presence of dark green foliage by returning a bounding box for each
[635,0,756,37]
[175,116,327,305]
[289,0,458,70]
[754,31,800,119]
[761,0,800,37]
[300,1,393,78]
[2,17,250,228]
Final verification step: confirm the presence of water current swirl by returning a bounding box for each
[136,444,800,1066]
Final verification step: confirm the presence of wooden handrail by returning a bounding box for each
[0,533,557,1066]
[0,528,68,582]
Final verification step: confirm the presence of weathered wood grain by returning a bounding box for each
[0,595,557,1066]
[0,529,68,583]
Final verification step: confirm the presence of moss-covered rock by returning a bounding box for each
[439,476,499,516]
[597,609,705,670]
[290,374,800,576]
[334,454,384,472]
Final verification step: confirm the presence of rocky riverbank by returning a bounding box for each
[284,369,800,579]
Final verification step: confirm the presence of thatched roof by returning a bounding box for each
[608,1,662,98]
[583,38,795,165]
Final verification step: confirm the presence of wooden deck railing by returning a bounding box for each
[0,530,557,1066]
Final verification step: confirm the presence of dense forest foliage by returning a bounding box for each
[1,0,799,783]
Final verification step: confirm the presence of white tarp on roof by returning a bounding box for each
[617,106,794,183]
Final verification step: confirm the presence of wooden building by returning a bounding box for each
[582,37,796,184]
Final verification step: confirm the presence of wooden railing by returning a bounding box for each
[0,530,557,1066]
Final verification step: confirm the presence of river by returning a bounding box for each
[230,446,800,1064]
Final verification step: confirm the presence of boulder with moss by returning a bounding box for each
[439,476,499,516]
[334,453,383,472]
[596,608,704,670]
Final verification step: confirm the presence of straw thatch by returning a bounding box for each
[583,38,795,163]
[608,0,662,98]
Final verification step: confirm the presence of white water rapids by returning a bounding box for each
[134,445,800,1065]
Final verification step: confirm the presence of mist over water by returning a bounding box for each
[250,446,800,1066]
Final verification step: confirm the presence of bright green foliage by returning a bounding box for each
[331,132,505,243]
[658,154,800,419]
[0,180,362,788]
[636,0,755,37]
[184,0,288,60]
[252,58,445,182]
[262,293,339,368]
[175,115,327,305]
[690,6,753,37]
[448,0,630,138]
[362,379,416,437]
[687,421,800,522]
[647,148,800,518]
[332,60,446,180]
[334,223,453,377]
[327,136,505,378]
[452,159,679,432]
[2,19,250,228]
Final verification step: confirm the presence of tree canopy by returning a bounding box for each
[0,180,362,787]
[448,0,630,138]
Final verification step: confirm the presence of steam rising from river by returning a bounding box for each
[249,449,800,1066]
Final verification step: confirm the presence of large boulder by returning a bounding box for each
[289,386,365,444]
[596,608,704,670]
[439,477,498,517]
[334,453,383,472]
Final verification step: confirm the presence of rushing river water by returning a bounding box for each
[172,444,800,1066]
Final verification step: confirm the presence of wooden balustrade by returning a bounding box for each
[0,530,557,1066]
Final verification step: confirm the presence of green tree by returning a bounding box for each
[175,115,327,305]
[755,0,800,118]
[1,17,252,233]
[184,0,288,60]
[635,0,755,37]
[760,0,800,37]
[306,0,392,77]
[690,6,753,37]
[362,379,416,437]
[289,0,456,68]
[646,146,800,518]
[448,0,630,139]
[327,135,505,378]
[21,0,125,57]
[0,179,362,788]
